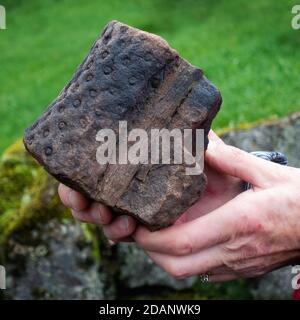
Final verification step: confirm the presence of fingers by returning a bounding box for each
[133,195,247,256]
[58,183,113,225]
[72,202,112,225]
[206,130,283,188]
[72,207,137,241]
[208,130,224,144]
[145,246,223,279]
[145,246,240,282]
[103,215,137,241]
[58,183,89,211]
[58,183,137,242]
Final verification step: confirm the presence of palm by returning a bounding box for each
[176,163,242,224]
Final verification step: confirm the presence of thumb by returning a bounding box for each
[205,130,278,188]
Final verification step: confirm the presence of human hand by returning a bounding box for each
[58,131,242,243]
[132,131,300,282]
[58,183,137,243]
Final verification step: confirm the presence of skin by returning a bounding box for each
[58,130,300,282]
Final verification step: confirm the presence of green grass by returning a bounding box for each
[0,0,299,152]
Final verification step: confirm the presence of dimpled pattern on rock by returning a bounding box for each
[23,21,222,231]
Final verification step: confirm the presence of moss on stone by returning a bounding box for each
[0,140,69,244]
[80,223,102,262]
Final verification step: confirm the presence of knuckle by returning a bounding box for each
[173,233,193,255]
[221,240,259,271]
[234,210,265,236]
[220,254,248,273]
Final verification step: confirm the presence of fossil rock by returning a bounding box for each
[23,20,221,230]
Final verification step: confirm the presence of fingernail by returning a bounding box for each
[121,216,129,231]
[207,138,217,151]
[68,190,80,211]
[208,130,221,141]
[91,205,102,224]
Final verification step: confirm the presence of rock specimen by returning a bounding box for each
[23,20,222,230]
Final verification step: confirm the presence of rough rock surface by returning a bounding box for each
[4,219,105,300]
[222,113,300,168]
[117,243,197,291]
[23,20,221,230]
[249,267,293,300]
[2,220,198,300]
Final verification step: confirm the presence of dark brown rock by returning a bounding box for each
[23,21,222,230]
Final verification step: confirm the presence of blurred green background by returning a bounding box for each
[0,0,299,152]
